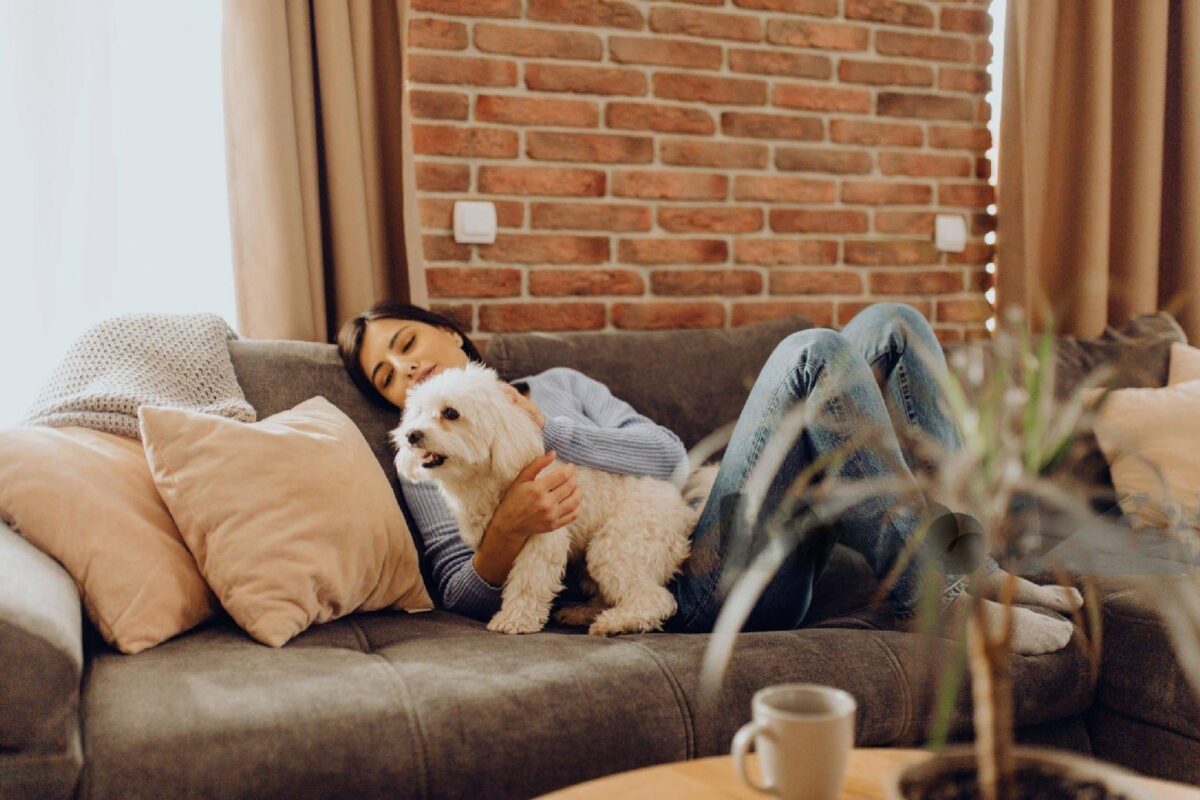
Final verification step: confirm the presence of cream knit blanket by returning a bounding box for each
[20,312,256,440]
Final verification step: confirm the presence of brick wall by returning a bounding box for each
[408,0,996,348]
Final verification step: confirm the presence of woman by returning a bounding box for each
[337,301,1066,645]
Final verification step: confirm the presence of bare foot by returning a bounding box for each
[940,594,1076,656]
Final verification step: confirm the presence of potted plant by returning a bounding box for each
[696,306,1200,800]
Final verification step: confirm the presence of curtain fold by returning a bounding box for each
[222,0,426,342]
[997,0,1199,342]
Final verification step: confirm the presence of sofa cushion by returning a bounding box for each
[485,314,817,450]
[78,608,1096,800]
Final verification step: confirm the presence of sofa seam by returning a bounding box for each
[347,617,430,800]
[870,634,913,744]
[621,639,696,760]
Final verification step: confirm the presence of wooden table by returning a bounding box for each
[537,748,1200,799]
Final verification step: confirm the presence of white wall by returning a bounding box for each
[0,0,236,426]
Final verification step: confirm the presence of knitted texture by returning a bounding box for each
[20,312,256,440]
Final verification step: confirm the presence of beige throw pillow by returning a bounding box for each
[1085,380,1200,527]
[0,426,218,654]
[1169,341,1200,384]
[139,396,433,647]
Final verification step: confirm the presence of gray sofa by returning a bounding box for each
[2,311,1197,800]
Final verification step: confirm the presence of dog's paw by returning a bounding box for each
[554,603,604,627]
[487,608,546,635]
[587,608,666,637]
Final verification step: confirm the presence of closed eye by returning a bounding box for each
[382,334,416,389]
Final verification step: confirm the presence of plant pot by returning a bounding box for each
[885,744,1151,800]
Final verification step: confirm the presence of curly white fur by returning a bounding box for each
[392,362,710,636]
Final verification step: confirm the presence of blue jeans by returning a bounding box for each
[665,303,964,634]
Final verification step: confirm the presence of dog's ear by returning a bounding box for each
[510,380,530,397]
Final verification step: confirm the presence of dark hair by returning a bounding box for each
[336,301,484,409]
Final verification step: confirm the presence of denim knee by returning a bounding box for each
[774,328,856,375]
[845,302,940,356]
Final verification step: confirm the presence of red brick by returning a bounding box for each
[830,119,923,147]
[733,0,837,12]
[841,180,932,205]
[729,49,832,79]
[933,327,964,344]
[475,95,599,128]
[430,303,473,331]
[412,0,519,16]
[969,267,994,291]
[480,302,606,332]
[879,151,972,177]
[474,24,603,60]
[769,269,863,294]
[613,171,728,200]
[733,301,834,327]
[838,299,931,326]
[772,83,871,113]
[416,162,470,192]
[735,239,839,266]
[651,270,763,295]
[409,18,468,50]
[658,207,764,233]
[876,31,971,63]
[479,234,609,265]
[527,0,644,30]
[428,267,521,298]
[529,270,644,296]
[971,213,997,236]
[845,0,933,27]
[939,67,989,93]
[874,211,934,235]
[527,131,653,164]
[605,103,715,135]
[662,139,769,169]
[479,166,605,197]
[771,209,868,233]
[654,73,767,106]
[869,270,963,295]
[618,238,728,265]
[410,90,469,120]
[975,39,993,66]
[610,36,722,69]
[409,54,517,87]
[838,60,934,87]
[844,240,938,266]
[776,147,872,174]
[766,20,869,51]
[526,64,647,96]
[963,327,991,342]
[945,242,994,265]
[613,302,726,329]
[937,297,993,323]
[939,183,994,207]
[420,198,523,229]
[649,7,762,42]
[928,125,991,150]
[531,202,651,232]
[941,6,992,34]
[423,235,470,262]
[878,92,975,121]
[412,125,518,158]
[734,175,836,202]
[722,112,823,141]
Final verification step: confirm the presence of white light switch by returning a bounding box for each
[934,214,967,253]
[454,201,497,244]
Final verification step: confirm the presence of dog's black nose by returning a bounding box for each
[407,430,423,446]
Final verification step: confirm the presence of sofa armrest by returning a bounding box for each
[0,519,82,751]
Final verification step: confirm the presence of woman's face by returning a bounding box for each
[359,318,470,409]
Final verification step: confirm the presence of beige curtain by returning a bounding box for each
[222,0,427,342]
[997,0,1200,342]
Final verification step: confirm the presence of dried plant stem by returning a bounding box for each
[967,577,1017,800]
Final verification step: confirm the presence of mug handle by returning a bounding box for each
[731,720,776,795]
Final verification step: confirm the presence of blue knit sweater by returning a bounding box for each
[399,366,690,622]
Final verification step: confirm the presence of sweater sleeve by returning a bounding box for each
[399,478,501,622]
[538,367,689,486]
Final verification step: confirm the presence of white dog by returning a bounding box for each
[392,362,716,636]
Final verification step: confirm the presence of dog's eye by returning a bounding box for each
[443,407,459,420]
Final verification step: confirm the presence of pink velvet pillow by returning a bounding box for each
[139,395,433,647]
[0,426,218,653]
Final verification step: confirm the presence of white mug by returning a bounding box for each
[731,683,857,800]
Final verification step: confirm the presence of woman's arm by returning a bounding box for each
[537,367,690,485]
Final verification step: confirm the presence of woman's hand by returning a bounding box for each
[488,450,580,542]
[502,383,545,429]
